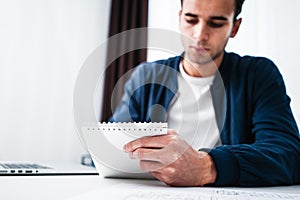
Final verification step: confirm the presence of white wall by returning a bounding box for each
[0,0,111,163]
[147,0,182,61]
[148,0,300,125]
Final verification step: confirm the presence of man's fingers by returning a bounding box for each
[139,160,164,171]
[129,146,184,168]
[167,129,177,135]
[123,132,177,152]
[129,148,162,162]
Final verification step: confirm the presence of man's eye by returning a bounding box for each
[185,19,198,24]
[208,22,224,28]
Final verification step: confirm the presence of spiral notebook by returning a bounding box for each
[82,122,168,179]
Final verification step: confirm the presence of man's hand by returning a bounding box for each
[123,129,217,186]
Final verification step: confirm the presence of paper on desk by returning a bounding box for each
[68,180,300,200]
[106,182,300,200]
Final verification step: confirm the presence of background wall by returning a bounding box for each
[0,0,111,163]
[148,0,300,126]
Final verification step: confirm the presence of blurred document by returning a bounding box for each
[69,179,300,200]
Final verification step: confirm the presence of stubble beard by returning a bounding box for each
[185,49,214,66]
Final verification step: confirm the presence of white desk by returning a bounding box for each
[1,175,300,200]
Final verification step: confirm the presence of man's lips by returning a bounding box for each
[189,45,209,53]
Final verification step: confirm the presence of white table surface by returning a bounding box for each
[1,175,299,200]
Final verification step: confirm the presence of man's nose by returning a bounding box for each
[193,23,209,42]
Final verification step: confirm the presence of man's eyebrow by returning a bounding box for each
[184,13,229,21]
[184,13,198,18]
[210,16,228,21]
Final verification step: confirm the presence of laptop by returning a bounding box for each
[0,160,98,175]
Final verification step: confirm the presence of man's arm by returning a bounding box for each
[209,58,300,186]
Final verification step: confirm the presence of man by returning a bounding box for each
[110,0,300,186]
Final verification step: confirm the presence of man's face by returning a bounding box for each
[179,0,240,66]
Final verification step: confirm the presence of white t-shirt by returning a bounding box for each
[166,63,221,149]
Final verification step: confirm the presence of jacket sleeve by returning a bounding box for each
[209,59,300,186]
[109,64,146,122]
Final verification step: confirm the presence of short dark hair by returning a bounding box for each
[180,0,245,20]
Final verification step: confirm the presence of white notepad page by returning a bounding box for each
[83,122,168,151]
[82,122,168,176]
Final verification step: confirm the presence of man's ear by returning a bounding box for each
[179,10,182,22]
[230,18,242,38]
[178,10,182,28]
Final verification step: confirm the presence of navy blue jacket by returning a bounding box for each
[110,52,300,186]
